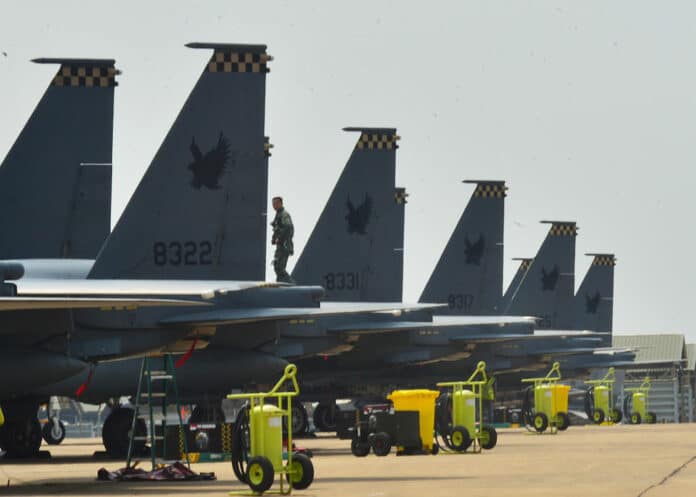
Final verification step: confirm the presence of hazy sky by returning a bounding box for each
[1,1,694,340]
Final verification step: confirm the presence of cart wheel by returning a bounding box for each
[647,412,657,424]
[556,412,570,431]
[286,452,314,490]
[351,438,370,457]
[533,413,548,433]
[630,412,641,425]
[592,408,605,425]
[480,425,497,450]
[449,425,471,452]
[371,432,392,456]
[610,408,622,423]
[247,456,274,494]
[431,444,439,455]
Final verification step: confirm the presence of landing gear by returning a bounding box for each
[0,417,42,458]
[313,402,337,432]
[291,403,309,436]
[42,418,66,445]
[101,407,146,458]
[0,401,43,458]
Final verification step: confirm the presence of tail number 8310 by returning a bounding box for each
[153,241,213,266]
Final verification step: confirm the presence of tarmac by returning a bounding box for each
[0,424,694,497]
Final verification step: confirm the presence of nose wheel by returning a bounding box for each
[42,418,66,445]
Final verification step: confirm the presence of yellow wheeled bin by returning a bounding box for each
[553,384,570,415]
[585,368,622,424]
[625,377,656,425]
[437,361,497,453]
[521,362,570,434]
[226,364,314,495]
[387,389,439,453]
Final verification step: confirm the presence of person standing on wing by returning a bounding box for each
[271,196,295,283]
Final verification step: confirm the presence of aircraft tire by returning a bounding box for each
[0,417,42,458]
[42,418,66,445]
[102,407,146,458]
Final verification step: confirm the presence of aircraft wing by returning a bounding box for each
[532,329,610,337]
[610,358,686,367]
[590,347,636,355]
[0,296,208,311]
[327,318,536,337]
[448,330,607,344]
[319,302,445,312]
[159,303,443,327]
[534,347,610,356]
[15,279,283,298]
[432,315,538,326]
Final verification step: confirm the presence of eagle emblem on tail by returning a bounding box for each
[585,291,601,314]
[346,193,373,235]
[541,264,560,291]
[464,233,485,265]
[188,132,231,190]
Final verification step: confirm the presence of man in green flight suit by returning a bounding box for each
[271,196,295,283]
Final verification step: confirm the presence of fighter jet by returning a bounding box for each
[424,215,632,383]
[286,136,593,428]
[0,44,444,457]
[287,173,615,430]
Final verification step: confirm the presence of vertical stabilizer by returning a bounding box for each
[291,128,404,301]
[419,180,506,314]
[89,44,270,279]
[0,58,116,258]
[573,253,615,339]
[505,221,577,328]
[500,257,533,312]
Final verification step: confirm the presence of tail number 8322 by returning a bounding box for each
[153,241,213,266]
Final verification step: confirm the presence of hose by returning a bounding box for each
[521,386,536,433]
[584,386,594,419]
[623,392,631,418]
[231,403,250,483]
[434,392,454,450]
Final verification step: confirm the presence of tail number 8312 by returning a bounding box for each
[153,241,213,266]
